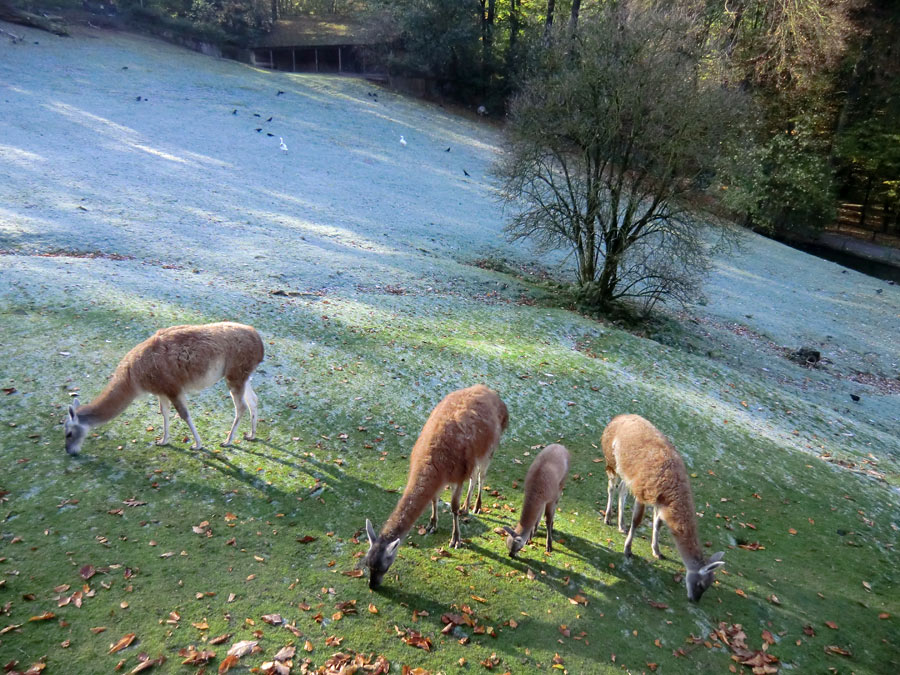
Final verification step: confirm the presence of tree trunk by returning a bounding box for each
[271,0,278,22]
[568,0,581,35]
[481,0,496,88]
[544,0,556,43]
[0,0,68,35]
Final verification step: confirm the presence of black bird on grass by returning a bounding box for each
[277,90,285,96]
[254,113,261,117]
[266,133,274,137]
[445,147,451,152]
[135,96,142,101]
[463,169,470,177]
[266,116,273,122]
[255,128,262,132]
[232,109,237,115]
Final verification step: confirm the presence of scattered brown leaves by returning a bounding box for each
[396,626,432,651]
[714,622,779,674]
[179,647,215,665]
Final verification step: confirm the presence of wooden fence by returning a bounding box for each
[826,203,900,248]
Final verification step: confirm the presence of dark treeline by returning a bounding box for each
[61,0,899,236]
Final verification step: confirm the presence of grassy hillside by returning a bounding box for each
[1,22,897,675]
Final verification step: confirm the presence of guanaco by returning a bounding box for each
[364,384,508,589]
[502,443,570,557]
[64,322,263,455]
[601,414,725,602]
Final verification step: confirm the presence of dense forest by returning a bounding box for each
[18,0,899,239]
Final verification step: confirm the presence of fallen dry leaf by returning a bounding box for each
[209,633,232,645]
[342,569,364,578]
[28,612,56,622]
[218,653,240,674]
[179,647,216,665]
[226,640,259,658]
[274,645,295,662]
[261,613,284,625]
[369,603,379,614]
[825,621,838,630]
[824,645,852,657]
[127,655,164,674]
[192,620,210,630]
[108,632,136,654]
[304,639,314,652]
[296,535,317,544]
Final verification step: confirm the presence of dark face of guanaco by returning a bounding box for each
[64,400,88,455]
[502,525,528,558]
[364,519,400,589]
[685,551,725,602]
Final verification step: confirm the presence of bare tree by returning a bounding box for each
[494,3,748,313]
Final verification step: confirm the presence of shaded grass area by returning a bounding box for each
[1,264,898,674]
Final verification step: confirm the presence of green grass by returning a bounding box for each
[0,26,897,675]
[1,277,897,675]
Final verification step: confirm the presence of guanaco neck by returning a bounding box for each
[515,489,546,538]
[76,369,141,427]
[665,486,705,570]
[381,480,434,542]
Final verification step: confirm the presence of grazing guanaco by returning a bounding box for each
[64,322,263,455]
[601,414,725,602]
[502,443,570,557]
[364,384,508,589]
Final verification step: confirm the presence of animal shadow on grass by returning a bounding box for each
[368,577,603,663]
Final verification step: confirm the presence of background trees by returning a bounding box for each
[494,4,747,313]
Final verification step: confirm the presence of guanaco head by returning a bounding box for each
[685,551,725,602]
[64,399,88,456]
[364,519,401,590]
[502,525,528,558]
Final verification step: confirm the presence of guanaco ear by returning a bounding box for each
[384,538,401,559]
[708,550,725,564]
[699,556,725,576]
[68,398,80,420]
[365,519,377,546]
[501,526,517,538]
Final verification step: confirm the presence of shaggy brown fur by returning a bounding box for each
[601,414,725,602]
[64,322,263,454]
[503,443,570,557]
[365,384,508,588]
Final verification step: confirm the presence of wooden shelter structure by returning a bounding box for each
[249,15,384,78]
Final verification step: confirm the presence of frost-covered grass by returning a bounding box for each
[1,23,898,675]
